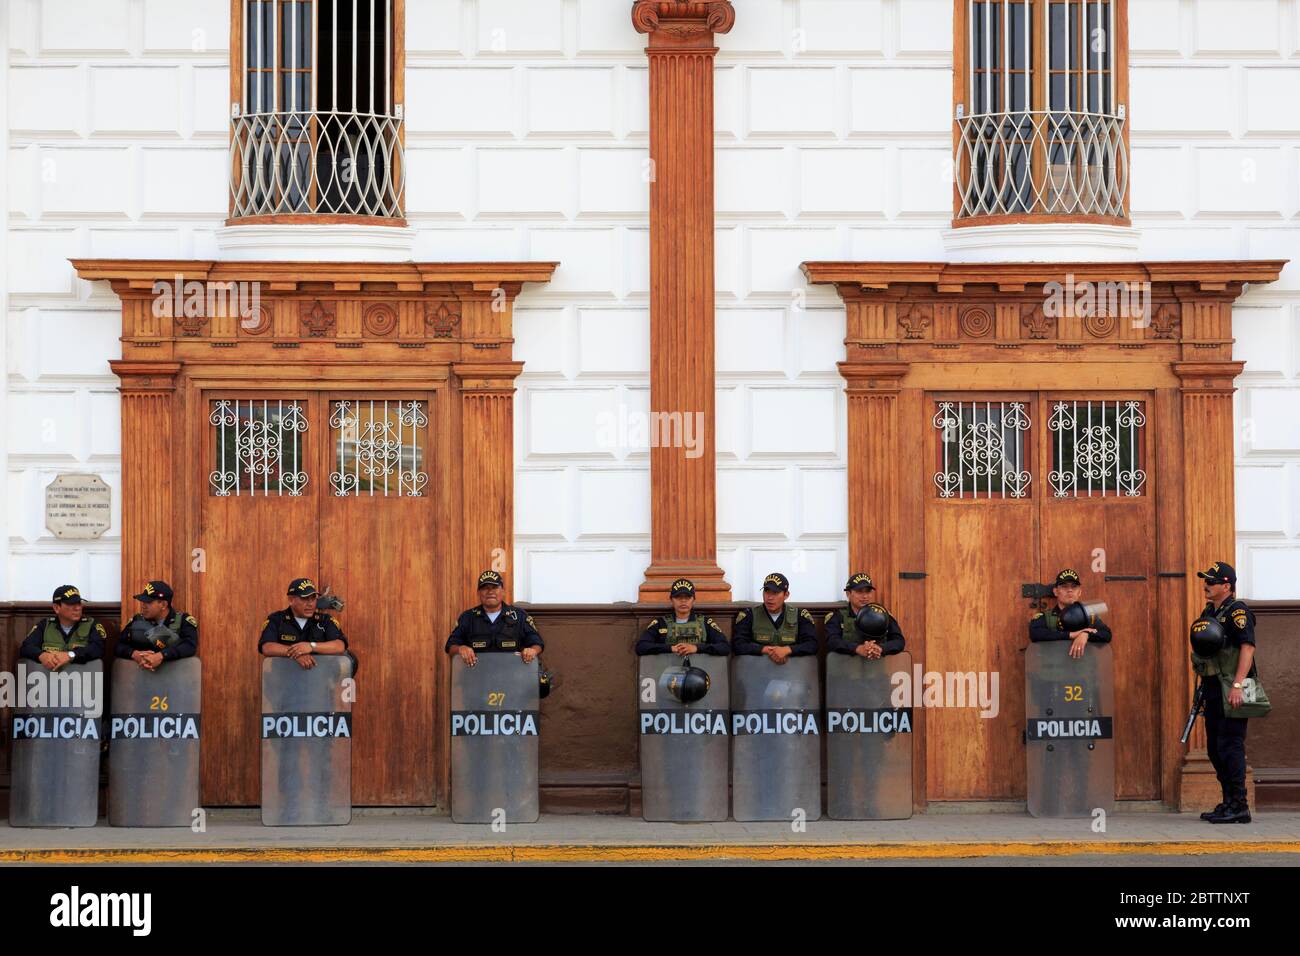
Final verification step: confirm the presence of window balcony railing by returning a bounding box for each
[229,108,405,220]
[954,108,1128,221]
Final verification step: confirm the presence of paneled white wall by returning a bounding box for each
[5,0,1299,602]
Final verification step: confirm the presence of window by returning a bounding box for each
[932,401,1033,499]
[1046,400,1146,497]
[209,399,310,496]
[329,400,429,497]
[955,1,1128,220]
[231,0,404,220]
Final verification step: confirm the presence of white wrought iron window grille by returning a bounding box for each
[329,400,428,497]
[933,401,1033,499]
[232,0,404,218]
[209,399,309,496]
[957,0,1127,218]
[1047,400,1146,498]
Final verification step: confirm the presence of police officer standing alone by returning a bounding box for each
[1029,569,1112,658]
[20,585,106,670]
[731,572,817,665]
[825,572,905,658]
[259,578,355,673]
[446,570,543,666]
[117,580,197,671]
[635,579,729,656]
[1193,562,1257,825]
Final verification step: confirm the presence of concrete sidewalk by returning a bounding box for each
[2,810,1298,863]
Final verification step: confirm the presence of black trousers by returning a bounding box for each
[1203,691,1249,803]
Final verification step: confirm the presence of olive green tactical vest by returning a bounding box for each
[41,617,93,653]
[752,605,797,646]
[666,618,705,645]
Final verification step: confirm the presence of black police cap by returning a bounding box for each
[133,580,174,603]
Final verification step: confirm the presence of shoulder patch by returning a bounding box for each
[823,611,834,623]
[1232,608,1248,629]
[735,609,747,622]
[185,614,198,627]
[526,615,536,628]
[706,617,717,626]
[800,608,812,620]
[1032,612,1044,620]
[95,623,106,636]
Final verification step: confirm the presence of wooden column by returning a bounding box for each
[454,362,525,608]
[110,360,182,607]
[633,1,734,602]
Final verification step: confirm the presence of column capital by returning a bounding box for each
[110,360,183,392]
[1173,361,1244,395]
[632,1,735,48]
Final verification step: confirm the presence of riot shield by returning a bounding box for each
[825,651,913,820]
[9,660,104,827]
[1025,642,1115,818]
[450,654,540,824]
[638,654,729,822]
[730,655,821,822]
[108,658,201,827]
[261,656,352,826]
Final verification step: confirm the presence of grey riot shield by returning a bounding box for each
[450,654,540,824]
[261,656,352,826]
[730,655,821,822]
[9,660,104,827]
[108,658,201,827]
[825,651,913,820]
[638,654,729,822]
[1025,642,1115,818]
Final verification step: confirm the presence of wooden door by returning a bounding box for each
[318,394,437,805]
[199,394,319,805]
[923,396,1039,800]
[1037,394,1158,800]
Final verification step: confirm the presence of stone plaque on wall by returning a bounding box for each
[45,474,112,540]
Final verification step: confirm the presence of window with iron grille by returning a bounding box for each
[1047,400,1146,497]
[932,401,1033,499]
[329,400,428,497]
[209,399,310,496]
[233,0,404,219]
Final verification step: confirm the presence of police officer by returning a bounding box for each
[825,572,905,658]
[259,577,355,674]
[731,572,817,664]
[445,570,543,667]
[1193,561,1256,825]
[19,585,106,670]
[116,580,197,671]
[635,579,729,656]
[1029,569,1112,658]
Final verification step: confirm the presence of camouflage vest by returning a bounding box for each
[666,618,705,645]
[41,617,93,653]
[752,606,798,646]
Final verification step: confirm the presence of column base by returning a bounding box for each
[639,562,731,603]
[1177,751,1256,811]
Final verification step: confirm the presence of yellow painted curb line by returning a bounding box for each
[2,840,1298,864]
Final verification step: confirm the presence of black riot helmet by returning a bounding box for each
[855,603,889,639]
[1190,617,1226,658]
[1058,601,1109,633]
[662,659,711,704]
[129,619,178,652]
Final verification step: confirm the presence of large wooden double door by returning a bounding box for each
[197,390,439,806]
[924,392,1158,802]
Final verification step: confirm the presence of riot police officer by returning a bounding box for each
[731,572,817,664]
[1193,562,1256,824]
[259,577,355,674]
[19,584,106,670]
[825,572,905,658]
[1029,568,1112,658]
[635,578,729,656]
[116,580,197,671]
[445,570,543,667]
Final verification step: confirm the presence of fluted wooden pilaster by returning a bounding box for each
[633,1,735,601]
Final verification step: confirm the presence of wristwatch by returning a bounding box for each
[310,641,317,651]
[1232,681,1243,689]
[67,650,76,660]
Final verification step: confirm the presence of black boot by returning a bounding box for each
[1207,799,1251,824]
[1200,802,1228,821]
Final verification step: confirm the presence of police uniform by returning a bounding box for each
[116,580,198,663]
[731,572,819,657]
[445,570,544,655]
[1028,569,1114,645]
[259,577,356,675]
[824,572,906,656]
[18,585,106,666]
[1193,562,1256,824]
[635,578,730,656]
